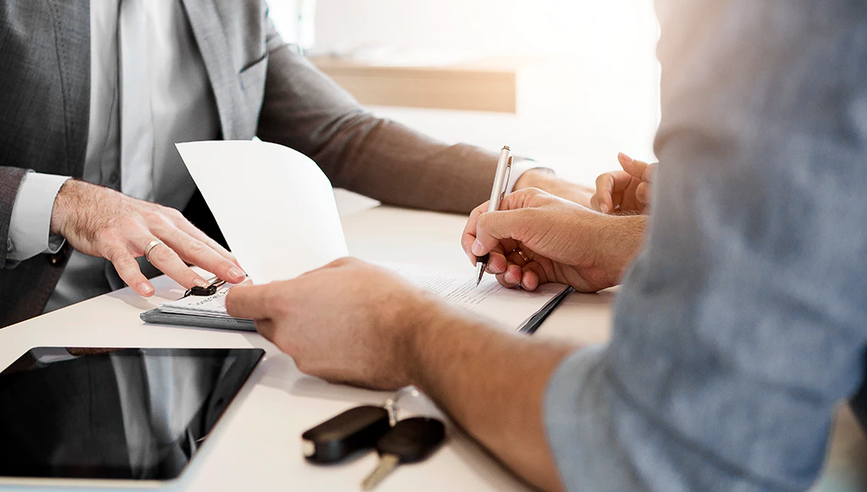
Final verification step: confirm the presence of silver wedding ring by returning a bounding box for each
[144,239,165,263]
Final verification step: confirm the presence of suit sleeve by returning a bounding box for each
[255,18,499,214]
[0,167,29,268]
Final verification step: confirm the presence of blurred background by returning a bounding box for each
[268,0,660,186]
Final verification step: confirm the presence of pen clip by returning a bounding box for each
[499,155,513,202]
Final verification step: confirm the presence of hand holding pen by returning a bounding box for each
[475,146,513,286]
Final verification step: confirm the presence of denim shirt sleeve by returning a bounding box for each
[543,1,867,491]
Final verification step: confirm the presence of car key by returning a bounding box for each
[302,405,392,464]
[361,417,446,490]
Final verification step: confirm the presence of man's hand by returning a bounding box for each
[462,188,646,293]
[513,168,595,207]
[590,152,654,214]
[226,258,439,389]
[50,179,246,296]
[225,257,571,492]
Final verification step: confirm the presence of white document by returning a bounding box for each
[159,141,568,329]
[159,286,233,318]
[176,141,348,284]
[157,261,568,328]
[381,263,569,331]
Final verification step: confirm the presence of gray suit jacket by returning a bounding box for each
[0,1,500,327]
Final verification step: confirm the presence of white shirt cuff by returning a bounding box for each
[8,173,71,262]
[506,160,552,194]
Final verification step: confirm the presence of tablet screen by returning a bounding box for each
[0,347,264,482]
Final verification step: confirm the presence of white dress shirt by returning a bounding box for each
[8,0,220,310]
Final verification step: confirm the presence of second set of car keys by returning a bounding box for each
[301,388,447,490]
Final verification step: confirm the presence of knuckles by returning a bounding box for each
[330,257,352,268]
[333,256,361,268]
[151,244,176,263]
[100,241,129,262]
[163,207,186,222]
[186,239,207,255]
[327,257,366,272]
[515,187,544,200]
[112,255,138,270]
[117,215,143,232]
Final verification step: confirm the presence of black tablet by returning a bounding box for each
[0,347,264,485]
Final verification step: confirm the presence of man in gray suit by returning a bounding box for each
[0,1,583,327]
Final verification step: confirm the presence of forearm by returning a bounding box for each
[308,116,499,214]
[406,301,576,491]
[257,42,498,214]
[596,214,648,284]
[259,31,582,214]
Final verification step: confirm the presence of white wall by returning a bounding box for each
[269,0,660,184]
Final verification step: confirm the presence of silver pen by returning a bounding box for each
[475,146,513,286]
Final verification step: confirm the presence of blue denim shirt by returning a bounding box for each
[545,1,867,490]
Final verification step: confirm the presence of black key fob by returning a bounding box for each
[302,405,391,464]
[376,417,446,463]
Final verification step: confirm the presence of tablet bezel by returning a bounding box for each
[0,346,265,487]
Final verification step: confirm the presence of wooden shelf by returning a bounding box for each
[310,56,517,113]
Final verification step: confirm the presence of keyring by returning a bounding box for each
[385,386,445,425]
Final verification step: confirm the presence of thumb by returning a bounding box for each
[472,209,530,257]
[225,283,273,320]
[618,153,651,181]
[641,162,655,183]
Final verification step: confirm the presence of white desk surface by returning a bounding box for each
[1,204,865,492]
